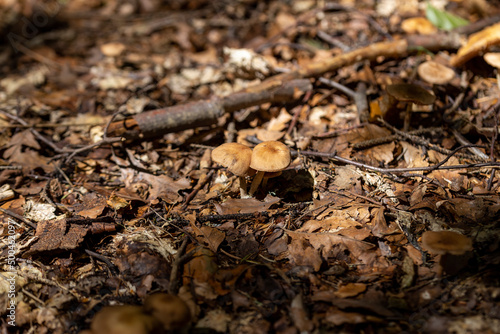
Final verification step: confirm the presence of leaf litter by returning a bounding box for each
[1,1,500,333]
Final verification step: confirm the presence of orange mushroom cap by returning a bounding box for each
[250,141,291,173]
[211,143,255,176]
[143,293,191,332]
[418,61,456,85]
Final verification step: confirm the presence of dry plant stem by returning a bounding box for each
[314,123,368,138]
[64,137,123,163]
[318,77,369,122]
[353,128,440,150]
[451,128,489,161]
[249,171,265,196]
[85,249,116,273]
[169,237,189,294]
[379,118,481,160]
[298,145,498,174]
[1,110,123,163]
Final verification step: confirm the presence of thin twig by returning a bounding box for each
[64,137,123,163]
[85,249,117,273]
[0,207,37,229]
[298,146,499,174]
[182,169,215,209]
[352,127,441,150]
[451,128,489,160]
[168,238,196,294]
[1,110,64,153]
[379,118,481,160]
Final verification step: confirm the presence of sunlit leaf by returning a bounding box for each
[425,2,468,31]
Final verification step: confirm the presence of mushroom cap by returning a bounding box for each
[250,141,291,172]
[211,143,254,177]
[386,83,436,105]
[91,305,160,334]
[418,61,456,85]
[421,230,473,255]
[143,293,192,331]
[484,52,500,69]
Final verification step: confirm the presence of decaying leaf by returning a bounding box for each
[215,194,280,214]
[451,22,500,67]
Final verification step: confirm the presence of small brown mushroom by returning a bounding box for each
[249,141,291,196]
[90,305,161,334]
[417,61,456,85]
[143,293,191,333]
[484,52,500,69]
[421,230,473,276]
[421,230,472,255]
[385,83,436,131]
[211,143,255,197]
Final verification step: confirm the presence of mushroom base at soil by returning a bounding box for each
[239,176,250,198]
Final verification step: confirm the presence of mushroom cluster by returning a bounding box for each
[211,141,291,197]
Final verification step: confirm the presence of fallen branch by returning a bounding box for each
[108,32,462,140]
[106,79,313,140]
[242,33,461,94]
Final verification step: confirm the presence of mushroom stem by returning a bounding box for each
[239,176,249,198]
[261,176,269,189]
[403,103,413,132]
[249,171,265,196]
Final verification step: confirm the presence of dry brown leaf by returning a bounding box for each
[335,283,367,298]
[325,307,367,326]
[199,226,225,253]
[369,207,397,237]
[400,142,428,169]
[139,173,190,203]
[74,193,107,219]
[298,216,362,233]
[287,236,323,271]
[451,22,500,67]
[286,230,376,270]
[401,17,437,35]
[8,149,55,173]
[312,290,394,317]
[3,130,40,159]
[216,195,280,214]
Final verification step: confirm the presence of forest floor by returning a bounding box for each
[1,0,500,333]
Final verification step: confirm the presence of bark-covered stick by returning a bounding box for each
[106,79,312,139]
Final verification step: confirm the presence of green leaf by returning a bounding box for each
[425,2,469,31]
